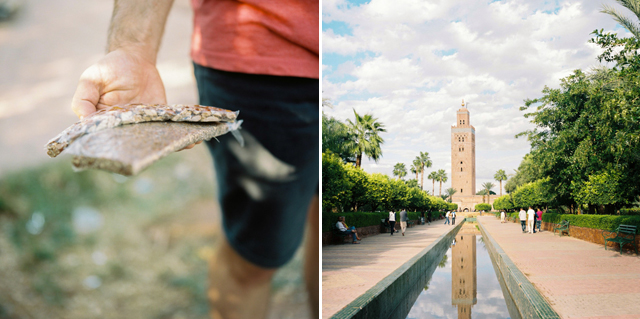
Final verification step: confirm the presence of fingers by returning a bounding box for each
[72,70,101,119]
[179,141,203,151]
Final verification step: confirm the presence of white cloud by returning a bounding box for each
[323,0,630,193]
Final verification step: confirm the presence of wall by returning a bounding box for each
[478,221,560,319]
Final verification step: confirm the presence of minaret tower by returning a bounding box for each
[451,99,476,197]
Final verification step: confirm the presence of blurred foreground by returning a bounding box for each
[0,147,311,319]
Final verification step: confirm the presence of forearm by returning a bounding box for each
[107,0,175,63]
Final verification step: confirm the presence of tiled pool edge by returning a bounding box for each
[477,220,560,319]
[329,221,465,319]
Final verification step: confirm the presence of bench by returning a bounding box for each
[603,224,637,254]
[381,219,392,233]
[554,220,570,237]
[331,223,350,244]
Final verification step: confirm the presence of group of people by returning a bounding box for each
[500,207,544,233]
[444,211,457,225]
[335,208,413,244]
[387,209,409,236]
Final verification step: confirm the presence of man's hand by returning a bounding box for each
[71,49,166,119]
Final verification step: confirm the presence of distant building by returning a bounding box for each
[451,100,494,212]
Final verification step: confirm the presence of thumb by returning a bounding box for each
[71,73,101,119]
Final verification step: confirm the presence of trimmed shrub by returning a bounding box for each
[541,213,640,232]
[620,208,640,216]
[475,203,492,211]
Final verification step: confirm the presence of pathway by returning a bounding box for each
[479,215,640,319]
[322,219,458,318]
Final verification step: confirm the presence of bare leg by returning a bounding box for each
[304,195,319,318]
[208,238,276,319]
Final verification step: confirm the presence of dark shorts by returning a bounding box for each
[194,64,319,268]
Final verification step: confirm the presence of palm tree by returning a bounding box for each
[411,160,421,181]
[601,0,640,40]
[445,188,457,203]
[416,152,432,190]
[436,169,448,196]
[345,109,386,168]
[482,182,495,208]
[428,171,438,196]
[393,163,407,180]
[494,169,507,196]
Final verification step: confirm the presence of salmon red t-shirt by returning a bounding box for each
[190,0,319,79]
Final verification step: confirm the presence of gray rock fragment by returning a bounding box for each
[66,122,232,176]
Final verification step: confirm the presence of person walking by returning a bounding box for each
[389,211,396,236]
[527,206,535,234]
[444,211,450,225]
[500,210,505,223]
[451,211,457,225]
[536,208,544,232]
[519,208,527,233]
[400,209,408,236]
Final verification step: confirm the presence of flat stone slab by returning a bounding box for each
[322,219,459,318]
[67,122,234,176]
[478,216,640,319]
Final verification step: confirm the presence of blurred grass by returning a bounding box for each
[0,149,219,318]
[0,147,310,319]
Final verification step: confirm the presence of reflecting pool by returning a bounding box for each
[405,231,515,319]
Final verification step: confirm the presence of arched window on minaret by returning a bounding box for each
[461,167,463,172]
[462,137,465,142]
[461,188,463,193]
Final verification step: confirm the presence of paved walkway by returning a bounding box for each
[479,216,640,319]
[322,219,458,318]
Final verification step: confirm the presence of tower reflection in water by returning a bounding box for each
[451,234,477,319]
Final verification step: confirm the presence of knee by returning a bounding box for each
[216,241,277,288]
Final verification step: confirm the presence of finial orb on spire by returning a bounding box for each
[461,99,465,107]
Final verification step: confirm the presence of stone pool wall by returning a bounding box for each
[329,221,464,319]
[477,220,560,319]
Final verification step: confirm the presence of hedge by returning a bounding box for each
[541,213,640,232]
[322,211,439,232]
[475,203,492,211]
[620,208,640,215]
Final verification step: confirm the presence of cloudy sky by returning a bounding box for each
[322,0,629,195]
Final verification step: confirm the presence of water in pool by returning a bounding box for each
[406,229,515,318]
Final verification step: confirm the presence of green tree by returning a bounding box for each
[405,179,420,189]
[321,152,353,212]
[572,167,626,213]
[435,169,448,196]
[494,169,507,196]
[393,163,408,180]
[428,171,438,196]
[322,114,355,163]
[416,152,432,190]
[345,109,386,168]
[445,187,457,203]
[519,66,640,210]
